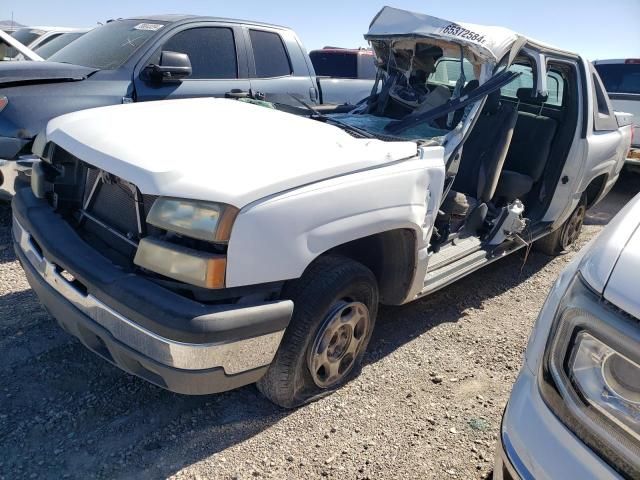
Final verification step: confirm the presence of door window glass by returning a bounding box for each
[501,63,534,98]
[163,27,237,79]
[501,63,564,106]
[249,29,292,78]
[545,70,564,106]
[310,50,357,78]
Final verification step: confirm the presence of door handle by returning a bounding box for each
[225,89,251,99]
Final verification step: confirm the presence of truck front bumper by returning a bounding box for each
[0,154,38,200]
[12,189,293,395]
[494,364,621,480]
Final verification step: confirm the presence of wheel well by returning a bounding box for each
[324,229,417,306]
[583,174,608,209]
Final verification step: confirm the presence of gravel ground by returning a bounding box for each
[0,175,637,480]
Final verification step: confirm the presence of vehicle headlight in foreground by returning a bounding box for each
[146,197,238,243]
[540,275,639,478]
[134,198,239,289]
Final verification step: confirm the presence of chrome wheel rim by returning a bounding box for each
[307,301,370,388]
[562,204,586,249]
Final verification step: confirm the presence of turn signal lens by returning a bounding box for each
[0,96,8,113]
[134,237,226,288]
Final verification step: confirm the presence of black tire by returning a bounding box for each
[257,255,378,408]
[535,196,587,255]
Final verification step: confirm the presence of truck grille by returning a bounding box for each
[47,146,158,268]
[83,168,157,237]
[79,167,158,266]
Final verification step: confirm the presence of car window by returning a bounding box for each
[429,58,476,87]
[11,28,43,46]
[501,63,564,106]
[592,73,611,116]
[35,32,63,48]
[545,70,564,106]
[358,54,377,79]
[310,51,358,78]
[594,63,640,95]
[501,64,534,98]
[33,32,85,59]
[6,27,44,57]
[161,27,237,79]
[249,29,292,78]
[590,65,618,131]
[49,20,166,69]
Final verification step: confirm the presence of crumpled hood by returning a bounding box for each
[45,97,419,207]
[0,61,97,87]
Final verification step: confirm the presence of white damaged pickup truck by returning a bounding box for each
[13,7,633,407]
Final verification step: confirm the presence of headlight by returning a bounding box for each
[540,275,640,478]
[134,237,226,289]
[146,197,239,243]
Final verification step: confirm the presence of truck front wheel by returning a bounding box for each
[257,256,378,408]
[535,196,587,255]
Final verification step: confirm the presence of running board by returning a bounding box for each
[427,236,482,271]
[419,238,526,297]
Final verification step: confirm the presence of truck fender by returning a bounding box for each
[226,156,445,288]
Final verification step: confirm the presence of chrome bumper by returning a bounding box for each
[13,216,285,375]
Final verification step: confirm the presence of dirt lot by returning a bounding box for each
[0,175,637,480]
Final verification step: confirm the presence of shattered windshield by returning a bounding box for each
[48,20,166,69]
[327,39,490,145]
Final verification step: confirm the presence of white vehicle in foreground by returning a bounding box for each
[495,194,640,480]
[13,7,633,407]
[594,59,640,169]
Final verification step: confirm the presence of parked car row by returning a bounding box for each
[0,15,376,199]
[0,25,90,61]
[1,5,638,479]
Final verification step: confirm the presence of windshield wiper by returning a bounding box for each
[385,70,522,134]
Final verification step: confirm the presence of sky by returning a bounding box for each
[1,0,639,60]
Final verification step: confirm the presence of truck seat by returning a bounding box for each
[443,90,518,217]
[494,88,558,201]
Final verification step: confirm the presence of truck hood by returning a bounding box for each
[602,209,640,320]
[45,98,419,207]
[579,193,640,317]
[0,61,97,87]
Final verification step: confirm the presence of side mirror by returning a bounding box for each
[145,51,192,82]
